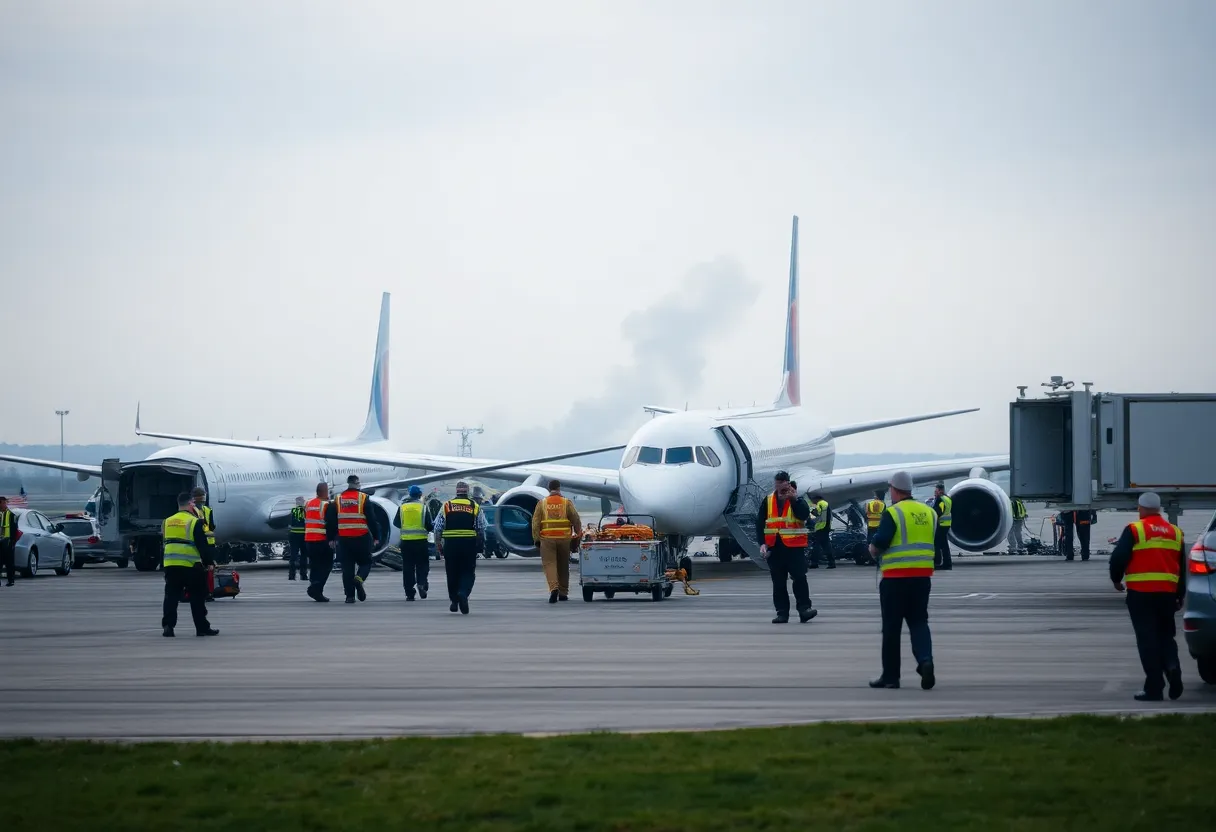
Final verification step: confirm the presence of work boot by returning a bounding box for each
[798,607,818,624]
[869,677,900,689]
[917,661,936,691]
[345,597,356,604]
[558,593,568,602]
[1167,667,1184,701]
[458,595,470,615]
[162,628,175,638]
[288,572,297,581]
[406,593,415,602]
[316,594,330,603]
[300,571,309,581]
[772,614,789,624]
[549,589,559,604]
[450,601,459,613]
[419,586,428,599]
[355,576,367,602]
[196,628,219,637]
[1134,690,1164,702]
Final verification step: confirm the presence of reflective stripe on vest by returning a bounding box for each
[812,500,829,532]
[162,511,202,567]
[0,510,11,540]
[937,495,952,528]
[1126,517,1183,593]
[304,498,328,542]
[1013,499,1027,520]
[289,506,306,534]
[540,495,573,539]
[881,500,936,578]
[336,491,369,537]
[865,500,885,528]
[399,501,427,541]
[442,498,479,538]
[763,493,808,548]
[195,505,216,546]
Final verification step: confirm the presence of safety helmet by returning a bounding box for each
[409,485,423,498]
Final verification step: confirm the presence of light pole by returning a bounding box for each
[55,410,69,494]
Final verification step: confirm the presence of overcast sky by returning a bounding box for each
[2,0,1214,459]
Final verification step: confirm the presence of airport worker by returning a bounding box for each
[1058,510,1075,560]
[1109,492,1186,702]
[757,471,817,624]
[808,493,835,569]
[304,482,332,602]
[191,486,216,550]
[531,479,584,603]
[288,496,308,582]
[161,491,219,637]
[1073,509,1097,561]
[867,471,936,690]
[865,491,886,545]
[396,485,433,601]
[0,496,16,586]
[1007,497,1028,554]
[433,481,486,614]
[325,475,383,604]
[932,483,953,571]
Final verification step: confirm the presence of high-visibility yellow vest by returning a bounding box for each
[1126,516,1183,593]
[0,509,12,540]
[813,499,829,532]
[399,501,427,541]
[880,500,936,578]
[539,495,573,539]
[865,500,885,528]
[1012,499,1028,520]
[195,504,216,547]
[936,495,952,528]
[163,511,202,567]
[442,498,479,539]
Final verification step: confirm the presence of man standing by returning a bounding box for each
[932,483,953,571]
[756,471,816,624]
[161,492,219,637]
[1074,509,1097,561]
[191,486,216,551]
[1058,510,1075,560]
[396,485,433,601]
[304,482,332,602]
[287,496,308,582]
[808,494,835,569]
[0,496,16,587]
[531,479,583,603]
[1007,497,1028,554]
[434,481,486,614]
[325,475,383,604]
[865,491,885,546]
[868,471,936,690]
[1110,492,1186,702]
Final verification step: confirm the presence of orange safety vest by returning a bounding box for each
[335,490,369,537]
[1125,515,1183,593]
[763,493,807,548]
[539,494,573,539]
[304,498,328,542]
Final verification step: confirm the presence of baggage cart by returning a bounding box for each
[579,515,675,602]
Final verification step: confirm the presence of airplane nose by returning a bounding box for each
[620,475,696,533]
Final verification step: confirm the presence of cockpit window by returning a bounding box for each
[664,447,694,465]
[636,446,663,465]
[622,447,641,468]
[702,446,721,467]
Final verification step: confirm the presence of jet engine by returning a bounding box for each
[493,484,549,556]
[947,474,1013,553]
[365,495,400,557]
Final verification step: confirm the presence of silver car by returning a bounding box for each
[12,510,74,578]
[1183,510,1216,684]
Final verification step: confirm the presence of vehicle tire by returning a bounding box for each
[115,557,129,569]
[604,590,615,599]
[651,586,663,602]
[1198,656,1216,685]
[582,587,594,603]
[495,552,508,559]
[718,550,732,563]
[680,556,693,579]
[133,553,158,572]
[663,584,673,598]
[74,556,86,570]
[22,549,38,578]
[55,549,72,576]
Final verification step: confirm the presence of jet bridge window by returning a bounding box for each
[695,446,722,467]
[664,447,694,465]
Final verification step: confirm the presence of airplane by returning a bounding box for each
[0,293,623,571]
[123,216,1014,569]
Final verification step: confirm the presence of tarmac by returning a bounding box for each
[1,555,1213,741]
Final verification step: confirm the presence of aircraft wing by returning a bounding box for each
[363,462,622,500]
[0,453,103,478]
[828,409,979,438]
[794,455,1009,504]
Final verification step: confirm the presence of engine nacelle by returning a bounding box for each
[947,477,1013,553]
[365,495,400,557]
[493,484,549,556]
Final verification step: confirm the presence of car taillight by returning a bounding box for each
[12,529,21,543]
[1189,541,1216,575]
[88,536,100,544]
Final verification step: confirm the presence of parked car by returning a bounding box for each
[59,513,128,569]
[1183,510,1216,684]
[11,510,74,578]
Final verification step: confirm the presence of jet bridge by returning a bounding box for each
[1010,388,1216,522]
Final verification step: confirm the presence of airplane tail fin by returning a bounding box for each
[774,215,800,409]
[356,292,390,443]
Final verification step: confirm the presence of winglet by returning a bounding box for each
[357,292,390,443]
[135,402,141,435]
[774,215,800,409]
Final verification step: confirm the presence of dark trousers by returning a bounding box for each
[768,546,812,616]
[0,540,14,584]
[879,577,933,681]
[307,541,333,594]
[810,530,834,567]
[1127,591,1181,695]
[288,535,308,579]
[162,564,211,633]
[1076,524,1091,560]
[401,539,430,597]
[339,535,373,599]
[443,540,477,601]
[1060,524,1075,559]
[867,527,879,545]
[934,527,953,570]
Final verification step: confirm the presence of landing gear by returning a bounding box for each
[717,536,742,563]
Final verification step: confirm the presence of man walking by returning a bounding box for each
[531,479,583,603]
[304,483,332,602]
[325,475,383,604]
[434,482,485,614]
[757,471,817,624]
[396,485,433,601]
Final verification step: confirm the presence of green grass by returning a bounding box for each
[4,716,1213,831]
